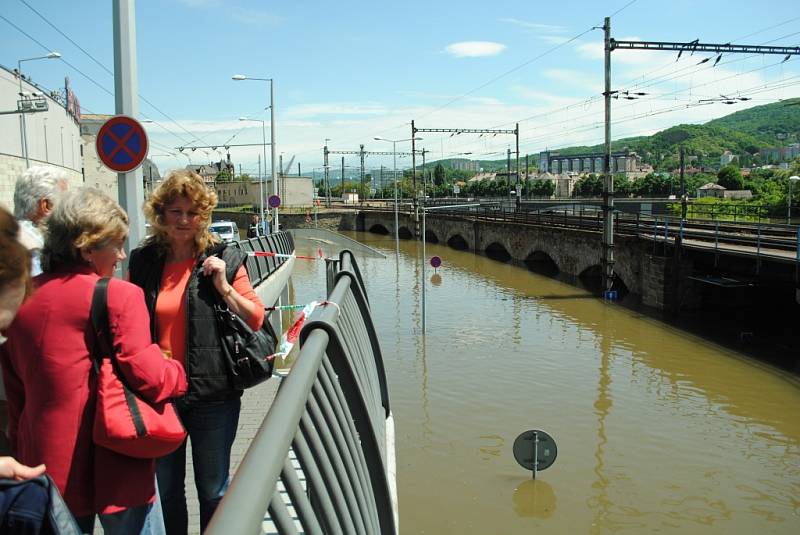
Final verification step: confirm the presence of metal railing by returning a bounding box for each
[206,251,395,535]
[231,231,296,285]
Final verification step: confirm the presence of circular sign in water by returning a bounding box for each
[430,256,442,268]
[513,430,557,472]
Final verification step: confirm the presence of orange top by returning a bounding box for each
[155,259,265,366]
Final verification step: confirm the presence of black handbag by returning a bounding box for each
[214,299,278,390]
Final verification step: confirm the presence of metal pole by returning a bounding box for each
[260,121,267,233]
[270,79,278,231]
[323,142,330,208]
[341,156,345,195]
[680,146,687,220]
[17,60,31,168]
[411,121,418,235]
[602,16,615,296]
[257,153,262,225]
[789,180,793,224]
[515,123,521,209]
[359,144,365,202]
[113,0,146,257]
[393,141,399,250]
[422,206,426,334]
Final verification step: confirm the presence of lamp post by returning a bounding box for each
[374,136,422,249]
[17,52,61,167]
[239,117,268,233]
[232,74,277,231]
[789,176,800,224]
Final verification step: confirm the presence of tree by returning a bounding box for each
[528,179,554,198]
[216,170,232,182]
[574,174,603,197]
[433,163,445,186]
[717,165,744,190]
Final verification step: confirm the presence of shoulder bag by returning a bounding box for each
[90,278,186,459]
[214,296,278,390]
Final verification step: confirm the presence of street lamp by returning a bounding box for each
[239,117,268,234]
[374,136,422,248]
[789,175,800,224]
[17,52,61,167]
[232,74,278,231]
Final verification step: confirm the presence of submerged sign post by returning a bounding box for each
[95,115,149,173]
[513,429,558,479]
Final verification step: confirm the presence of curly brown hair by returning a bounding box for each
[142,169,219,253]
[0,206,32,298]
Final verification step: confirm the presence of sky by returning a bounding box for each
[2,0,799,177]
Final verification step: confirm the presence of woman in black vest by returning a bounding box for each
[129,170,265,534]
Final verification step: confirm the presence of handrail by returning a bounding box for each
[206,250,396,535]
[231,231,295,285]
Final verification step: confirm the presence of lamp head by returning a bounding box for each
[790,175,800,182]
[238,117,249,121]
[46,52,61,59]
[232,74,247,80]
[374,136,386,141]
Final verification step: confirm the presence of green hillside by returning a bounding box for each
[432,98,800,172]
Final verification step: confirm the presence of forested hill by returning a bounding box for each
[434,98,800,171]
[705,97,800,140]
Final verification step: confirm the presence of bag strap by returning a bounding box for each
[89,278,147,438]
[89,278,112,374]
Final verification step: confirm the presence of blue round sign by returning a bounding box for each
[430,256,442,268]
[95,115,148,172]
[268,195,281,208]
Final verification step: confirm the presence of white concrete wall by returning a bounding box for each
[0,67,83,211]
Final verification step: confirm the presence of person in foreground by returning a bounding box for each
[129,170,264,534]
[0,207,34,456]
[0,188,188,534]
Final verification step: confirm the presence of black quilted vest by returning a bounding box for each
[128,242,247,403]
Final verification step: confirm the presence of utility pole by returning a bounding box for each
[359,144,365,202]
[323,141,330,207]
[113,0,145,258]
[602,15,615,297]
[411,120,418,231]
[421,148,427,200]
[507,148,512,203]
[515,123,521,209]
[680,146,687,220]
[525,153,529,199]
[341,156,345,194]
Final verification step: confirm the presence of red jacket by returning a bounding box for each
[0,267,188,517]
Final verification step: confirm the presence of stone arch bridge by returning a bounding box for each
[354,210,668,305]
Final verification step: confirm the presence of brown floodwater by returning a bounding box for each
[287,231,800,534]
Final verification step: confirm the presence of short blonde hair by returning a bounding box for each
[41,188,129,272]
[143,169,219,253]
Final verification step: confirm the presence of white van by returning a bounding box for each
[209,220,239,243]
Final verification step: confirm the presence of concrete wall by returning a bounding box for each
[0,66,83,211]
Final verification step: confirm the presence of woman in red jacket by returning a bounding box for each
[0,188,187,534]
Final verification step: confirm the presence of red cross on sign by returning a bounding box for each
[95,115,149,173]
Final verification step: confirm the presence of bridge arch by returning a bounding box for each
[578,264,629,297]
[524,250,559,277]
[447,234,469,251]
[368,224,390,235]
[485,242,512,263]
[398,226,414,239]
[424,229,440,244]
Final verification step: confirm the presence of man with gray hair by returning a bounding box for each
[13,165,69,276]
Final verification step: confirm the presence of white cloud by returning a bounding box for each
[445,41,507,58]
[285,102,388,118]
[498,18,566,33]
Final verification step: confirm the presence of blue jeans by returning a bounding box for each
[157,398,241,535]
[75,492,165,535]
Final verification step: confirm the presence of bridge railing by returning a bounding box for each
[231,231,295,285]
[206,251,396,535]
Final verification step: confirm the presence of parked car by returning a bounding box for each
[209,220,239,243]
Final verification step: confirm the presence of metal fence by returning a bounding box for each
[206,250,396,535]
[231,231,296,285]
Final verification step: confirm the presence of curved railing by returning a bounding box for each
[231,231,296,285]
[206,250,396,535]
